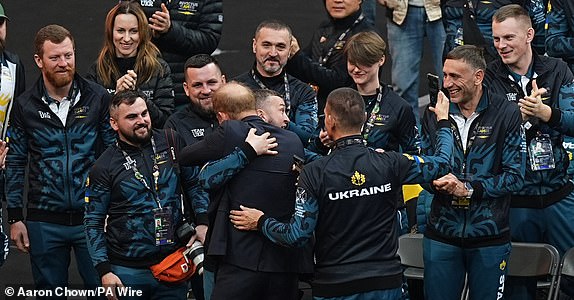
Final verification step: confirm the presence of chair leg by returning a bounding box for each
[461,273,469,300]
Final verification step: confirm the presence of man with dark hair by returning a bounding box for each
[235,20,318,144]
[421,45,525,300]
[85,90,203,300]
[0,1,25,268]
[228,86,452,299]
[163,53,224,300]
[137,0,223,110]
[253,89,290,129]
[179,82,306,300]
[165,54,224,143]
[486,4,574,299]
[6,24,115,294]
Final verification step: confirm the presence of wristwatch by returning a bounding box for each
[464,182,474,199]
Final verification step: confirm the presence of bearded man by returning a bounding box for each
[5,24,116,297]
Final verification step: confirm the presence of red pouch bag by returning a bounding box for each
[150,247,196,284]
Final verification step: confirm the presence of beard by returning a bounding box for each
[45,67,75,88]
[260,58,286,76]
[0,38,5,53]
[121,123,152,146]
[190,98,216,119]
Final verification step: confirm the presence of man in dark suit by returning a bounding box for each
[179,82,307,300]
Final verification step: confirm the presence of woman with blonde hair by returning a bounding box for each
[87,1,174,128]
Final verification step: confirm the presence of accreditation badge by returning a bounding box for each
[153,206,174,246]
[451,196,470,209]
[528,133,555,171]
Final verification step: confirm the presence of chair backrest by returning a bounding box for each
[398,233,424,268]
[553,247,574,300]
[560,247,574,277]
[508,242,560,300]
[507,242,560,277]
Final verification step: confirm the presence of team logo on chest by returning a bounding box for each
[476,126,493,139]
[74,106,90,119]
[506,93,517,102]
[190,128,204,138]
[351,171,365,186]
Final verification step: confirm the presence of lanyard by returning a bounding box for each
[251,69,291,109]
[119,136,162,208]
[362,86,383,140]
[450,114,483,172]
[333,137,366,149]
[319,13,364,66]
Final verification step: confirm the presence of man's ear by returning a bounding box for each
[475,69,485,86]
[217,111,230,124]
[526,27,535,44]
[256,108,267,121]
[110,117,119,131]
[183,82,190,97]
[34,54,43,69]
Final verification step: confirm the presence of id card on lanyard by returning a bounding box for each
[528,132,555,171]
[153,206,174,246]
[119,136,175,246]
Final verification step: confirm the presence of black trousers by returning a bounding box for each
[211,262,298,300]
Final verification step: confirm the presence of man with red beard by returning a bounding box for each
[0,2,25,268]
[5,24,116,296]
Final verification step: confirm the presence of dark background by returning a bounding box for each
[0,0,433,294]
[2,0,396,88]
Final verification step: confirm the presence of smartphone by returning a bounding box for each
[427,73,440,107]
[318,114,326,131]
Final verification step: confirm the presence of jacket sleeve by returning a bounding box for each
[259,182,318,248]
[153,0,223,55]
[179,124,227,166]
[399,120,453,184]
[147,60,175,128]
[198,145,257,191]
[418,107,441,192]
[546,0,574,62]
[5,98,28,221]
[396,101,421,155]
[548,81,574,137]
[288,86,318,144]
[286,50,353,93]
[84,161,113,277]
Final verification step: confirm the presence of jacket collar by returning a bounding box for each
[332,9,362,30]
[449,85,490,115]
